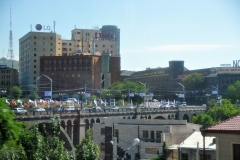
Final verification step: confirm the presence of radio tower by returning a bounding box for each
[8,6,14,68]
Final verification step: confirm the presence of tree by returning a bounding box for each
[182,72,205,90]
[75,138,100,160]
[0,98,22,149]
[151,141,168,160]
[207,99,217,108]
[192,99,240,129]
[75,128,100,160]
[28,85,39,100]
[227,80,240,104]
[11,86,22,99]
[1,116,74,160]
[102,81,146,104]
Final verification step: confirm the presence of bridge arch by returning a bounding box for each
[123,117,126,119]
[67,120,72,139]
[73,119,79,146]
[148,115,151,119]
[127,117,131,119]
[61,120,65,129]
[96,118,100,123]
[90,119,95,128]
[85,119,89,131]
[154,116,166,119]
[183,114,190,122]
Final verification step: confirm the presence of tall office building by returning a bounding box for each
[19,25,120,94]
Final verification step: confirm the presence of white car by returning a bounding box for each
[127,106,135,110]
[12,108,27,114]
[64,106,75,111]
[34,108,45,112]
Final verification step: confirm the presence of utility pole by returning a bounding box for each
[112,137,117,160]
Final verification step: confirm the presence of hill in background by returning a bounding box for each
[0,57,19,70]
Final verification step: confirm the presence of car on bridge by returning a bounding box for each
[127,106,135,110]
[138,105,148,109]
[92,107,103,112]
[111,106,119,110]
[12,108,27,114]
[53,107,63,112]
[34,108,46,112]
[64,106,75,111]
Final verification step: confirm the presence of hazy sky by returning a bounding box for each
[0,0,239,71]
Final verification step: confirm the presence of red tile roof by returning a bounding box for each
[205,114,240,131]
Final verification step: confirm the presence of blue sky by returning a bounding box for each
[0,0,239,71]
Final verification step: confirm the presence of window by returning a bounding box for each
[50,37,53,40]
[233,144,240,160]
[43,37,45,39]
[143,130,148,138]
[156,131,162,143]
[34,71,36,74]
[58,48,60,50]
[34,48,36,51]
[101,128,105,135]
[69,48,72,51]
[34,54,36,56]
[69,43,72,46]
[34,36,36,39]
[111,45,113,48]
[34,65,36,68]
[145,148,158,154]
[43,48,45,51]
[100,143,105,151]
[43,42,45,45]
[51,43,53,46]
[50,48,53,51]
[77,32,80,34]
[182,153,188,160]
[34,60,36,62]
[103,45,105,47]
[150,131,154,140]
[95,44,98,47]
[34,42,36,45]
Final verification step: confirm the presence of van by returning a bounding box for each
[66,98,77,102]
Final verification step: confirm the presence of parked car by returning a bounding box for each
[138,105,147,109]
[154,105,161,109]
[34,108,45,112]
[111,106,119,110]
[127,106,135,110]
[92,107,103,111]
[64,106,75,111]
[53,107,63,112]
[102,106,111,110]
[12,108,27,114]
[83,107,92,110]
[182,102,187,106]
[202,104,207,107]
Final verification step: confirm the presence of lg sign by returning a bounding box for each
[35,24,51,31]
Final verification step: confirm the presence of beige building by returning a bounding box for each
[93,117,200,160]
[19,25,120,95]
[202,114,240,160]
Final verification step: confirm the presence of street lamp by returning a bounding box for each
[122,138,140,160]
[178,83,185,102]
[36,76,42,96]
[1,89,6,98]
[78,92,85,109]
[42,74,52,101]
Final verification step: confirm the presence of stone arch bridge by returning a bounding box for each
[15,106,206,150]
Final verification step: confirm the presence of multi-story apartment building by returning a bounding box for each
[0,65,18,96]
[39,53,120,99]
[19,25,120,95]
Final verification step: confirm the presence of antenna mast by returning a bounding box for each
[8,6,14,68]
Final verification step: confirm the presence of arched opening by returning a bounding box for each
[123,117,126,119]
[154,116,166,119]
[171,114,174,118]
[90,119,95,128]
[183,114,190,122]
[85,119,89,131]
[148,115,151,119]
[175,114,178,120]
[168,115,171,119]
[67,120,72,139]
[127,117,130,119]
[96,118,100,123]
[61,120,65,130]
[73,119,79,146]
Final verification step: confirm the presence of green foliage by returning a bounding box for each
[227,80,240,104]
[75,138,100,160]
[182,72,205,90]
[29,92,39,100]
[11,86,22,99]
[192,99,240,129]
[85,129,93,140]
[102,81,146,104]
[0,98,22,149]
[0,116,74,160]
[207,99,217,108]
